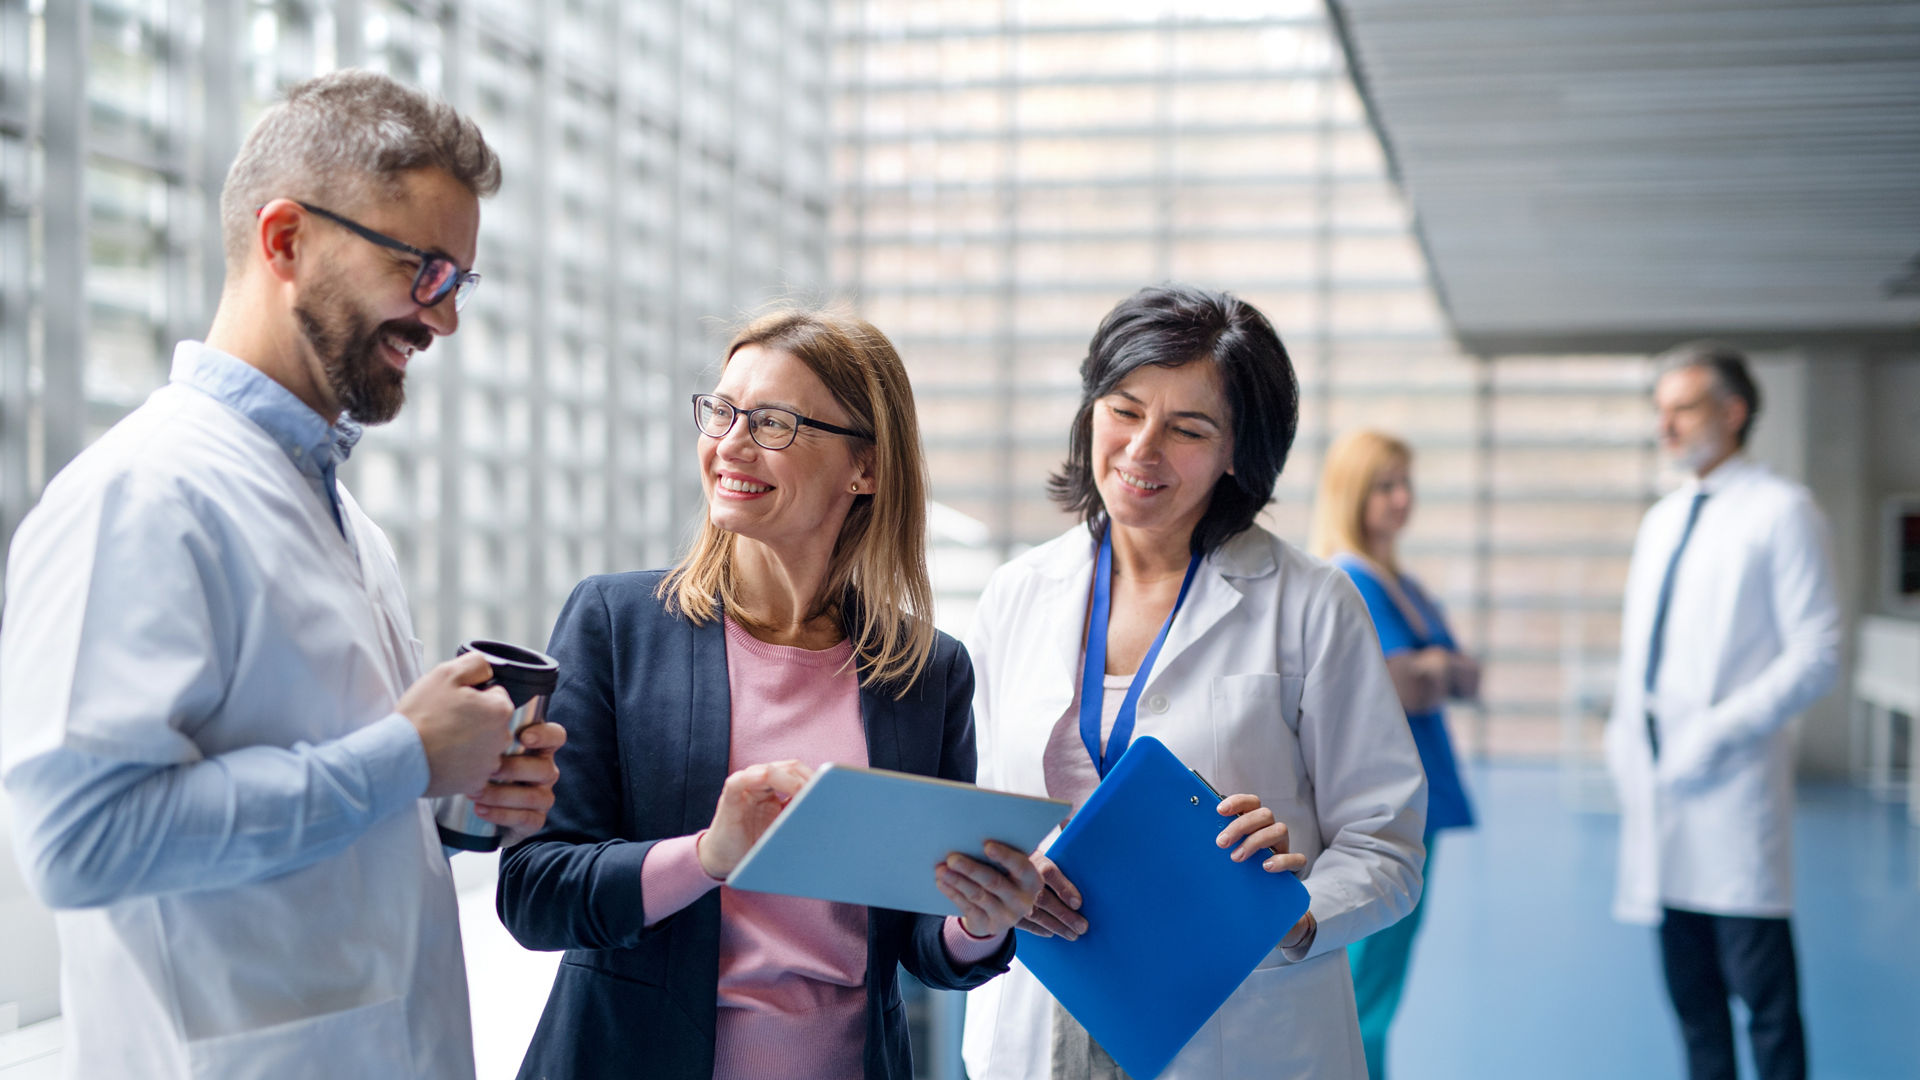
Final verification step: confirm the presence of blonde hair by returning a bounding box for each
[1309,429,1413,573]
[659,307,936,696]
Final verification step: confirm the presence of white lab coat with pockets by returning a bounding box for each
[0,377,472,1078]
[962,524,1428,1080]
[1605,456,1840,925]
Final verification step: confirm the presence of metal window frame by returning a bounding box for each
[0,0,831,664]
[833,0,1658,780]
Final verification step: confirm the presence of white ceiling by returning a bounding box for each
[1328,0,1920,354]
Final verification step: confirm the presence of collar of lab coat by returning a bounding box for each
[171,340,364,478]
[1020,522,1280,694]
[1689,452,1761,497]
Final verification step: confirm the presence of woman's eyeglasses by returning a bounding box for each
[691,394,871,451]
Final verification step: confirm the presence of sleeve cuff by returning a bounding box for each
[639,831,724,926]
[338,712,431,819]
[1279,911,1319,963]
[942,915,1009,964]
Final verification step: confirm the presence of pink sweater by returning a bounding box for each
[640,616,1004,1078]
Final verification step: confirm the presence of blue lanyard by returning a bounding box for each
[1080,528,1202,778]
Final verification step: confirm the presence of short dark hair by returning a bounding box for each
[1048,284,1300,555]
[1656,340,1762,446]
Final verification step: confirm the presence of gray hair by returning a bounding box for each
[1655,340,1761,447]
[220,69,501,263]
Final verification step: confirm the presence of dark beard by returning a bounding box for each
[294,281,426,425]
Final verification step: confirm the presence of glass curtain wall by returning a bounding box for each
[0,0,831,660]
[832,0,1658,760]
[0,0,1664,775]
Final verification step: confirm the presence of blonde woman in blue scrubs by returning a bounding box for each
[1310,429,1478,1080]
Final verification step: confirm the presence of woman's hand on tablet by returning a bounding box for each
[698,760,814,879]
[937,840,1044,940]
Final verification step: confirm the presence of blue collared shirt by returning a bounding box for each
[175,342,362,536]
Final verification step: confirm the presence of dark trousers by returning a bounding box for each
[1658,907,1807,1080]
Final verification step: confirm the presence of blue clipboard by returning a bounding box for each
[1015,736,1312,1079]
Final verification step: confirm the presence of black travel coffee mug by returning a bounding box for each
[431,639,560,852]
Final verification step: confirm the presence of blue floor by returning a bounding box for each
[1387,764,1920,1080]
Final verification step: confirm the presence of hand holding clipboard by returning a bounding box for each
[1014,737,1314,1080]
[1017,772,1313,947]
[1203,779,1316,952]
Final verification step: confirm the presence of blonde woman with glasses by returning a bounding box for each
[498,308,1042,1080]
[1310,429,1479,1080]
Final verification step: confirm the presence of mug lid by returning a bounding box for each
[460,639,559,694]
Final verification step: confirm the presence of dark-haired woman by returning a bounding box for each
[960,285,1428,1080]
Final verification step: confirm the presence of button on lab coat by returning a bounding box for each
[1605,457,1840,924]
[0,375,472,1079]
[960,525,1427,1080]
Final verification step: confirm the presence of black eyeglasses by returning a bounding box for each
[275,201,481,311]
[691,394,871,451]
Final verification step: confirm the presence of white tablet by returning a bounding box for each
[725,764,1071,917]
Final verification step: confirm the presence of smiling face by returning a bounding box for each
[1089,361,1236,545]
[1362,456,1414,549]
[292,166,479,423]
[698,344,873,556]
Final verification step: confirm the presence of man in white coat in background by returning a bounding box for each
[0,71,565,1079]
[1606,341,1840,1080]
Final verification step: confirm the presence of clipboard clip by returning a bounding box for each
[1189,768,1224,806]
[1192,766,1290,859]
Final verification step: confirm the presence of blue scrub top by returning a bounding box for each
[1333,553,1475,833]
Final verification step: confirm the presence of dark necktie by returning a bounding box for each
[1643,491,1709,758]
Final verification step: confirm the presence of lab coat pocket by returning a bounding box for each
[1210,673,1307,803]
[1208,954,1365,1080]
[187,994,410,1080]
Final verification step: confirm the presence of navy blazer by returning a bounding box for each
[497,571,1014,1080]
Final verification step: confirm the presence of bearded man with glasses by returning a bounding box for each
[1,70,565,1079]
